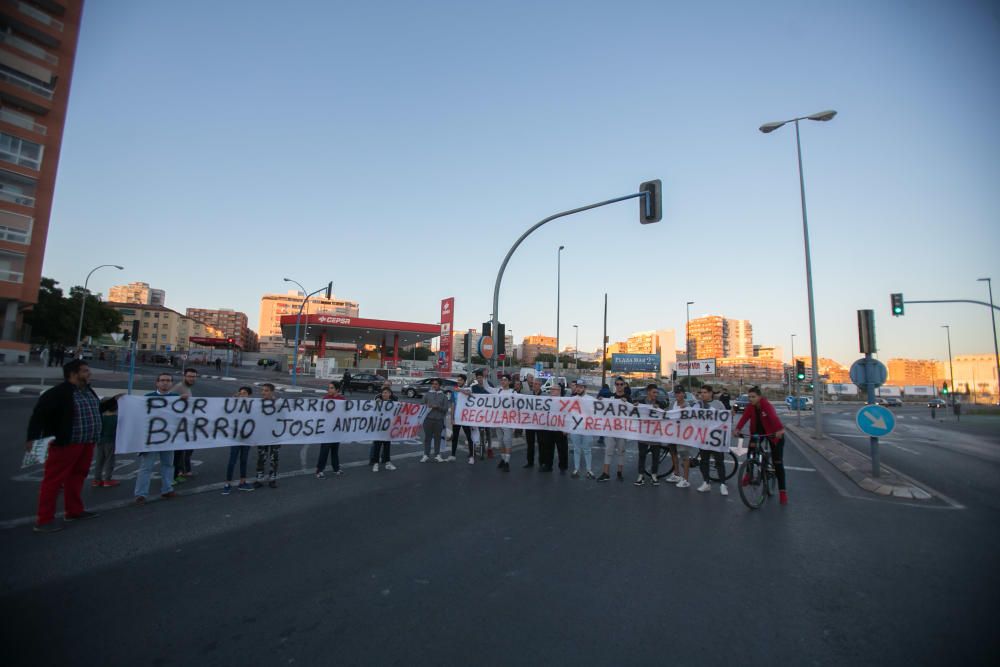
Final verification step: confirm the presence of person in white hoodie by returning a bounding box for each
[492,374,516,472]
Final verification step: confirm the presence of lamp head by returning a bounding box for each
[759,121,786,134]
[807,110,837,122]
[113,265,124,270]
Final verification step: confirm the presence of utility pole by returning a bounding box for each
[601,293,608,387]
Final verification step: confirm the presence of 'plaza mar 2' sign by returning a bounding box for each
[611,353,660,373]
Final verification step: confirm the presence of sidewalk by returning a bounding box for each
[785,424,933,500]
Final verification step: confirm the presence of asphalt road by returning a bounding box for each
[2,381,998,666]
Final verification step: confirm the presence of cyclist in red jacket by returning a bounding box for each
[735,386,788,505]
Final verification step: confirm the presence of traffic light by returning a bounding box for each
[639,179,662,224]
[325,281,333,300]
[481,322,491,337]
[130,319,140,341]
[941,382,949,395]
[891,293,904,317]
[497,323,506,354]
[795,360,806,381]
[463,332,471,355]
[122,330,130,343]
[227,337,235,345]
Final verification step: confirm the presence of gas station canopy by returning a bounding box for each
[278,314,439,351]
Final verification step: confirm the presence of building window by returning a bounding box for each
[161,334,167,340]
[0,168,37,206]
[143,311,150,317]
[0,248,25,282]
[0,131,43,170]
[0,209,31,243]
[143,322,149,328]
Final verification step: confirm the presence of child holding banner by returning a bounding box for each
[222,386,255,495]
[370,386,398,472]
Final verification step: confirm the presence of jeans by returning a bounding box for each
[370,441,391,465]
[637,443,661,477]
[134,450,175,498]
[316,443,341,472]
[93,439,116,482]
[699,449,726,483]
[256,445,280,479]
[569,433,594,472]
[604,436,628,468]
[226,445,250,481]
[423,418,444,456]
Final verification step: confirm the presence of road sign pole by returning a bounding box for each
[866,352,880,478]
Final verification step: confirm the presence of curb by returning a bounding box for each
[785,424,932,500]
[4,385,46,395]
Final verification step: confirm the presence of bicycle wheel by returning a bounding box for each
[657,447,675,476]
[738,458,767,509]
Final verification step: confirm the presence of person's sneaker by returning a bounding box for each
[586,471,596,480]
[222,484,232,495]
[103,479,121,487]
[497,458,505,468]
[665,473,682,483]
[133,496,146,506]
[253,480,263,489]
[571,470,580,479]
[676,479,690,488]
[333,469,344,476]
[651,475,660,487]
[522,462,533,468]
[419,455,430,463]
[597,472,610,482]
[384,462,397,471]
[616,471,624,481]
[33,522,63,533]
[237,482,255,492]
[372,463,380,472]
[434,455,446,463]
[268,480,278,488]
[779,490,788,505]
[468,457,475,465]
[696,482,712,493]
[64,510,99,521]
[634,475,645,487]
[503,461,511,472]
[316,471,326,479]
[173,476,186,484]
[446,455,456,462]
[720,484,729,496]
[161,491,178,499]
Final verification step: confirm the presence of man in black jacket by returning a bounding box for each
[25,359,102,533]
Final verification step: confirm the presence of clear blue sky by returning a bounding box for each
[43,0,999,365]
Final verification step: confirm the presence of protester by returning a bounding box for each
[255,383,281,488]
[694,384,730,496]
[171,367,198,483]
[494,374,516,472]
[665,387,697,488]
[597,377,630,482]
[92,394,124,488]
[222,386,256,494]
[471,370,492,456]
[538,382,569,473]
[420,378,448,463]
[736,386,788,505]
[315,381,347,478]
[522,377,543,468]
[370,385,398,471]
[568,380,595,479]
[134,373,178,505]
[26,359,103,532]
[718,388,732,410]
[447,374,479,464]
[634,383,667,487]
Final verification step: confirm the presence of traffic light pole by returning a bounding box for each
[490,189,655,384]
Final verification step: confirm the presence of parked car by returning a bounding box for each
[785,395,813,410]
[257,358,277,367]
[927,398,947,409]
[876,397,902,407]
[733,394,751,412]
[630,387,670,405]
[343,372,385,393]
[402,377,459,398]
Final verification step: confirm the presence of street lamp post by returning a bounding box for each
[942,325,955,404]
[75,263,124,356]
[573,324,579,369]
[685,301,694,387]
[760,109,837,438]
[791,333,800,426]
[556,245,565,378]
[284,278,332,386]
[978,278,999,405]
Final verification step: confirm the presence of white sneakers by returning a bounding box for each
[467,456,475,465]
[676,479,690,488]
[434,455,445,463]
[697,481,712,493]
[372,463,379,472]
[720,484,729,496]
[384,462,397,471]
[446,455,456,462]
[665,473,682,483]
[419,455,430,463]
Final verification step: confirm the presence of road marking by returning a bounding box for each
[784,465,815,472]
[891,444,921,455]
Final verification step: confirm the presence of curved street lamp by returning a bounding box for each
[76,263,124,355]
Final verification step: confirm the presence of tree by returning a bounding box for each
[24,277,123,345]
[534,353,556,364]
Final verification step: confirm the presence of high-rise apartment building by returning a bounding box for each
[186,307,252,349]
[521,334,556,365]
[108,302,223,352]
[257,290,359,352]
[0,0,83,363]
[687,315,753,360]
[886,358,945,387]
[109,281,165,306]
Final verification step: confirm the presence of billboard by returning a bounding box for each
[875,386,902,397]
[438,297,454,374]
[904,385,935,396]
[675,358,717,376]
[611,353,660,373]
[827,383,859,395]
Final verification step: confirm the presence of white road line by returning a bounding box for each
[890,444,921,455]
[784,465,815,472]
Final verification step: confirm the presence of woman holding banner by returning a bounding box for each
[369,386,398,472]
[222,386,255,495]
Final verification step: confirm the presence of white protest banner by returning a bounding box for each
[454,394,731,452]
[115,395,428,454]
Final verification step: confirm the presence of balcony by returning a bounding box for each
[15,2,63,33]
[0,67,52,99]
[0,30,58,65]
[0,106,44,134]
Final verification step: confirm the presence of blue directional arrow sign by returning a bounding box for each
[856,404,896,437]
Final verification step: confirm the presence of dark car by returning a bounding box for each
[876,397,902,407]
[927,398,947,409]
[733,394,750,412]
[343,372,385,393]
[402,377,459,398]
[257,358,277,367]
[630,387,670,405]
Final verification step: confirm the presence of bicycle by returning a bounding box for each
[737,434,777,510]
[654,446,739,482]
